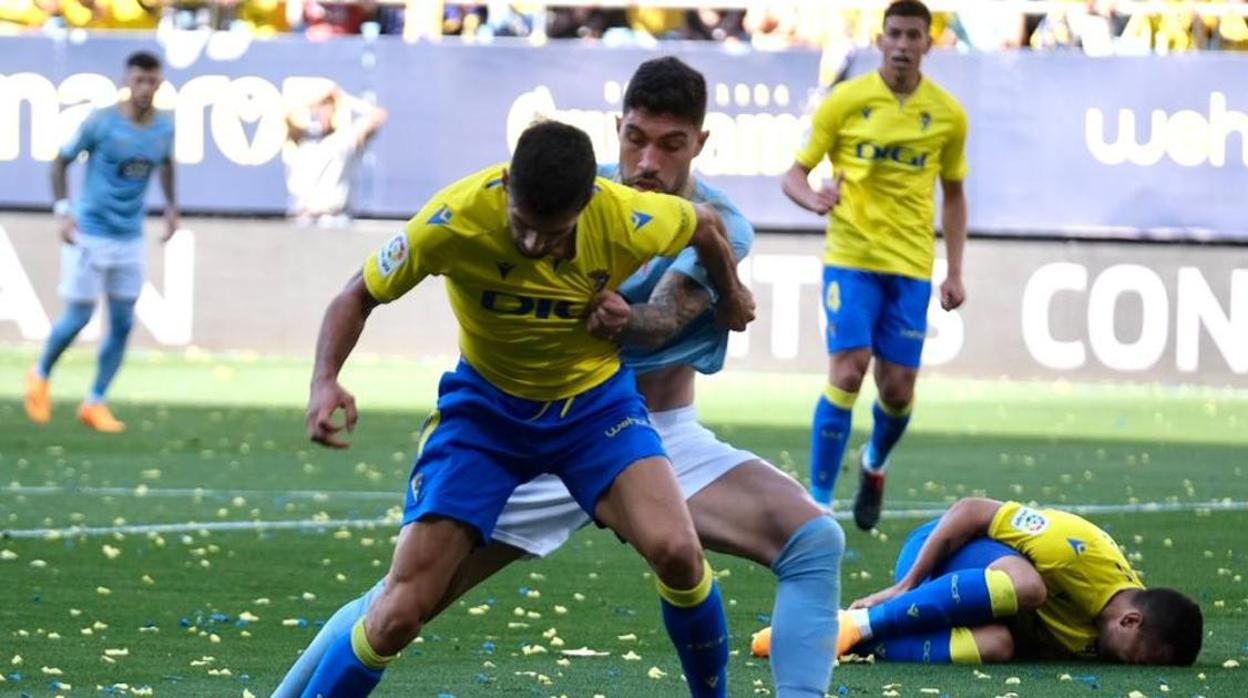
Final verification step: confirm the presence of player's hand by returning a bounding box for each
[715,284,756,332]
[940,273,966,311]
[306,379,359,449]
[810,171,845,215]
[850,581,912,610]
[161,209,181,244]
[586,290,630,341]
[59,215,78,245]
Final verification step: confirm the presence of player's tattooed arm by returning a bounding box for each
[618,270,712,350]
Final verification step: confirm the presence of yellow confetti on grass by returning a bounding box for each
[41,666,63,675]
[104,648,129,657]
[1004,676,1021,685]
[10,655,21,665]
[617,633,638,641]
[0,550,17,561]
[1059,673,1073,681]
[102,544,122,559]
[97,586,112,596]
[239,611,260,622]
[647,666,667,679]
[1224,659,1241,668]
[622,651,642,661]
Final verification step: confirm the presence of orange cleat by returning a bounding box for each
[24,368,51,424]
[836,610,864,656]
[750,626,772,658]
[77,402,125,433]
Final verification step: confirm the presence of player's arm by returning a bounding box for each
[780,90,844,215]
[939,178,967,310]
[159,153,180,243]
[50,155,76,244]
[307,271,380,449]
[688,203,753,331]
[617,270,712,349]
[852,497,1004,608]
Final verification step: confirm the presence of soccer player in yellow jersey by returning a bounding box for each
[298,120,754,697]
[781,0,969,530]
[829,498,1203,665]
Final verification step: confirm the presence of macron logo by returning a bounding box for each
[631,211,652,231]
[427,205,453,226]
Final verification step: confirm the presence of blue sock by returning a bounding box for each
[770,515,844,697]
[657,561,729,698]
[301,618,390,698]
[810,385,857,505]
[89,298,135,402]
[274,579,385,698]
[37,301,94,378]
[865,400,911,469]
[865,568,1017,639]
[865,627,982,664]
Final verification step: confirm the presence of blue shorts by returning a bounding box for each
[893,518,1022,584]
[822,265,931,368]
[402,360,666,543]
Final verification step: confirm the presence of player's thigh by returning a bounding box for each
[431,539,529,619]
[686,459,824,567]
[594,456,701,574]
[104,262,144,304]
[823,265,884,358]
[872,273,931,370]
[57,242,103,302]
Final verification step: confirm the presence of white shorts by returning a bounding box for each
[491,405,759,557]
[58,234,145,302]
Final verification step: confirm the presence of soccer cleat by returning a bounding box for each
[78,402,125,433]
[749,626,772,658]
[24,368,51,424]
[836,609,863,656]
[852,464,886,531]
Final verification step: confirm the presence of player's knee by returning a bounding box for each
[646,531,704,588]
[368,586,429,652]
[993,557,1046,610]
[878,382,914,409]
[974,625,1015,663]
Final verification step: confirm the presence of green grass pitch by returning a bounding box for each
[1,347,1246,697]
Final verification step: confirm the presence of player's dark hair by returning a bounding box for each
[126,51,162,72]
[1136,588,1203,665]
[509,120,597,218]
[884,0,932,28]
[623,56,707,127]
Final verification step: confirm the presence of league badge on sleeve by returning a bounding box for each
[377,232,408,277]
[1011,507,1049,535]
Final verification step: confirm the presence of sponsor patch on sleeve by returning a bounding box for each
[376,232,408,277]
[1010,507,1049,535]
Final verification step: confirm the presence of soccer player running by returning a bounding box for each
[24,51,178,433]
[780,0,969,530]
[276,57,843,698]
[802,498,1202,666]
[297,120,755,697]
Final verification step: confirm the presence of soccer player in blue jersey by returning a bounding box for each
[276,57,843,698]
[781,0,970,530]
[296,118,755,697]
[24,51,178,433]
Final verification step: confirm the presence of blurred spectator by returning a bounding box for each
[237,0,291,36]
[627,5,684,39]
[0,0,59,33]
[546,7,626,40]
[685,8,746,42]
[284,82,388,227]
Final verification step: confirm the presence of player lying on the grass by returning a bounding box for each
[275,57,843,698]
[297,120,755,698]
[753,497,1202,665]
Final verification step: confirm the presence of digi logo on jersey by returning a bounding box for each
[480,290,580,319]
[854,142,930,168]
[118,157,155,180]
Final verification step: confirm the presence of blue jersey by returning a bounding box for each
[60,106,174,239]
[599,164,755,376]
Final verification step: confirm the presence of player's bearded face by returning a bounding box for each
[878,16,932,75]
[507,203,581,260]
[617,109,708,196]
[126,68,162,112]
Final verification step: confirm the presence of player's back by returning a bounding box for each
[363,164,698,401]
[68,106,174,239]
[988,502,1144,656]
[798,71,968,279]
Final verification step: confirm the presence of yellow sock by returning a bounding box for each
[985,569,1019,617]
[350,618,397,670]
[949,627,982,664]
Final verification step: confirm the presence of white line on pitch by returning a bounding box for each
[3,500,1244,540]
[2,485,399,501]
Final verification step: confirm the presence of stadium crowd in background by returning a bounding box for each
[2,1,1246,53]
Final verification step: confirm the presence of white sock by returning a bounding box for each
[848,608,873,641]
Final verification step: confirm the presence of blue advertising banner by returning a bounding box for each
[0,33,1245,240]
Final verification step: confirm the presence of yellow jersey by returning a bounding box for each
[795,70,968,280]
[988,501,1145,657]
[363,164,698,401]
